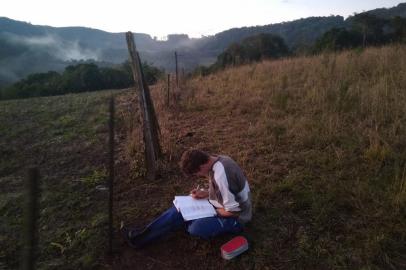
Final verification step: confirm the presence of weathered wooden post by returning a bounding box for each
[21,168,40,270]
[175,51,179,88]
[125,32,161,180]
[167,74,170,106]
[181,68,185,84]
[140,60,162,159]
[108,96,114,255]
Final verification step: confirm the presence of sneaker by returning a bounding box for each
[120,223,144,249]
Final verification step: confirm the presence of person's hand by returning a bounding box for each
[190,189,208,199]
[216,208,238,217]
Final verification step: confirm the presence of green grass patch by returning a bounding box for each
[0,89,126,269]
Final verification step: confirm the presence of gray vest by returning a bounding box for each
[209,155,252,224]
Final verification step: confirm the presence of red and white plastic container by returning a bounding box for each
[220,236,249,260]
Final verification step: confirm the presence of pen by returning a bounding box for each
[190,184,200,196]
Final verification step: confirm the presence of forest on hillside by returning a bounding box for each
[0,62,163,100]
[1,10,406,101]
[0,3,405,88]
[195,14,406,75]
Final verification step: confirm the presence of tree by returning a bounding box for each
[121,61,163,86]
[212,33,290,70]
[242,33,289,60]
[313,28,363,52]
[350,13,387,47]
[0,71,61,99]
[216,43,245,67]
[389,16,406,43]
[99,67,132,89]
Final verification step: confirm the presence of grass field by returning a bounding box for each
[1,44,406,270]
[115,44,406,269]
[0,90,129,269]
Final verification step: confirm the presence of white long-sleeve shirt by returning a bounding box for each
[208,155,252,224]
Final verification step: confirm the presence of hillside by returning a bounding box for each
[1,44,405,269]
[0,16,343,87]
[196,16,345,55]
[2,2,406,87]
[113,44,406,269]
[366,2,406,18]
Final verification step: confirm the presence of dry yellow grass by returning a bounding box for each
[118,44,406,269]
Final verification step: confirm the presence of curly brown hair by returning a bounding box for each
[179,149,210,176]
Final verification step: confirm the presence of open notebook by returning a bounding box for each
[173,196,217,221]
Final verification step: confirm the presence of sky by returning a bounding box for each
[1,0,405,38]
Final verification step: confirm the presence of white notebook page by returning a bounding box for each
[173,196,217,221]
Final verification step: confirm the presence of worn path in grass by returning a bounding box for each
[109,90,283,270]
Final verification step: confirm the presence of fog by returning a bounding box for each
[5,32,100,61]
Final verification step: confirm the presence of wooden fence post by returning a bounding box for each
[108,96,115,255]
[167,74,170,106]
[125,32,161,180]
[21,168,40,270]
[139,57,162,159]
[175,51,179,88]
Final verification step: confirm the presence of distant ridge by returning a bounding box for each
[0,3,405,86]
[363,2,406,18]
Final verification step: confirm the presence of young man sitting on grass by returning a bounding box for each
[121,149,252,248]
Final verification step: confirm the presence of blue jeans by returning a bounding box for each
[130,206,242,247]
